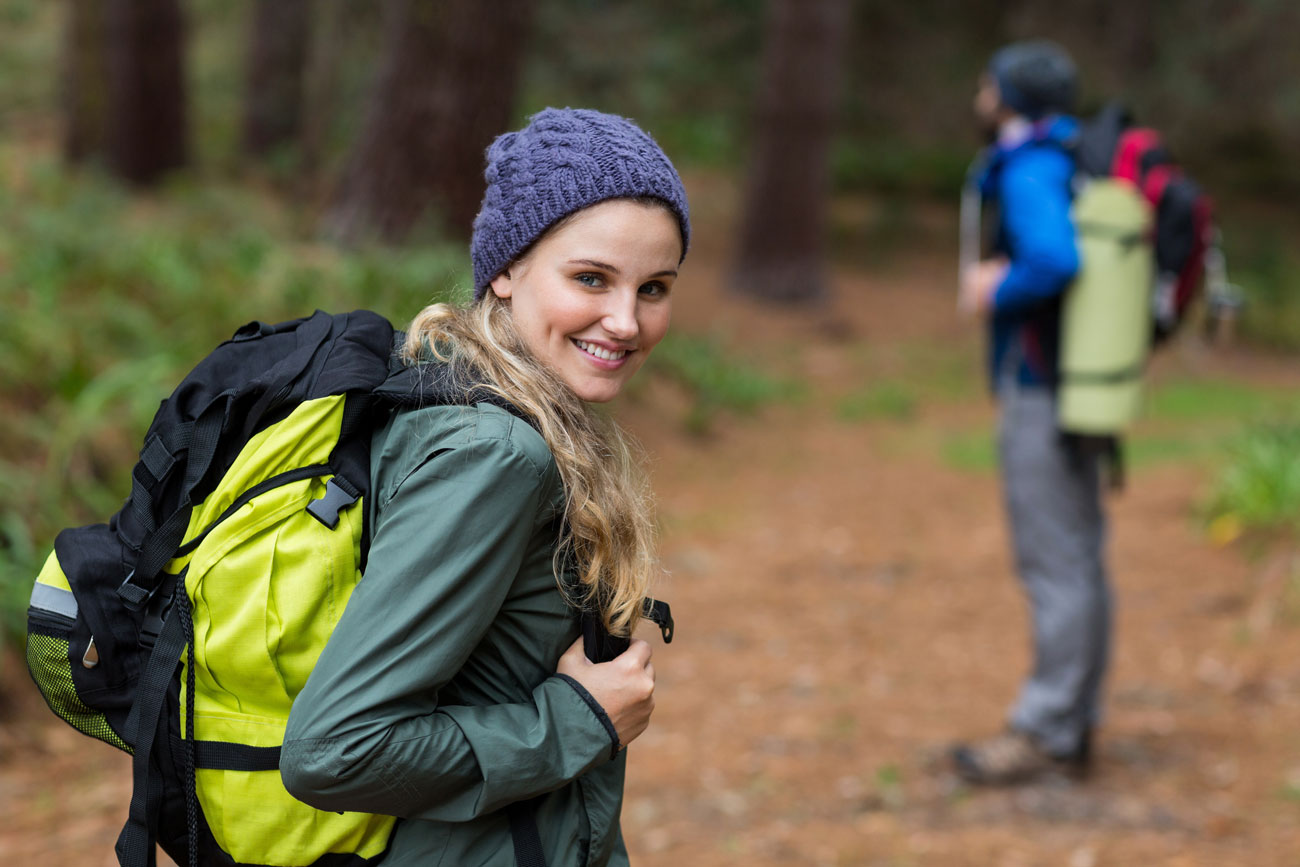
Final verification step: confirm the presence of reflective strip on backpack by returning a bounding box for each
[31,580,78,620]
[32,553,78,619]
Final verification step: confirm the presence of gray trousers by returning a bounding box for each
[997,380,1111,756]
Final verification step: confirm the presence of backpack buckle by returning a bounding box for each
[306,478,360,529]
[641,598,674,644]
[137,572,180,650]
[118,569,155,611]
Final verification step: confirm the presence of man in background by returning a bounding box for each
[953,40,1110,785]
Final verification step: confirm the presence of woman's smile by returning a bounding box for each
[572,338,631,367]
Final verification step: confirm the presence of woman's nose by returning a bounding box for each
[601,290,639,340]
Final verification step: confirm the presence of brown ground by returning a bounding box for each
[4,213,1300,865]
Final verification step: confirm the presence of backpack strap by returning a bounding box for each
[1072,101,1130,177]
[117,401,227,610]
[375,356,538,427]
[118,313,341,610]
[507,798,548,867]
[115,580,187,866]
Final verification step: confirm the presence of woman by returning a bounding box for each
[280,107,690,867]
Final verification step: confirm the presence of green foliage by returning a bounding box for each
[832,139,970,199]
[642,332,795,434]
[1143,378,1281,421]
[0,154,467,643]
[0,0,57,124]
[836,382,917,423]
[1124,434,1220,468]
[874,763,906,810]
[1221,220,1300,351]
[940,432,997,473]
[522,0,761,169]
[1208,418,1300,534]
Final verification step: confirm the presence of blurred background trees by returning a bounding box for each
[732,0,850,305]
[324,0,535,244]
[241,0,312,160]
[44,0,1300,228]
[3,0,1300,649]
[62,0,189,183]
[105,0,189,184]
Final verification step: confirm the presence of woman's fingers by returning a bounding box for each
[552,632,659,748]
[619,638,652,669]
[562,635,587,660]
[555,636,590,678]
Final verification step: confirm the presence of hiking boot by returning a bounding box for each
[950,729,1090,786]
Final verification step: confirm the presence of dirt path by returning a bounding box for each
[3,248,1300,865]
[616,257,1300,866]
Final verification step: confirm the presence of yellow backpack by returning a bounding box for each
[28,311,478,866]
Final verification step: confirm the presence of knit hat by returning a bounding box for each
[989,40,1078,120]
[470,107,691,300]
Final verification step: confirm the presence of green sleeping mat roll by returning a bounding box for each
[1059,178,1155,435]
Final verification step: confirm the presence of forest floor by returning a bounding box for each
[4,195,1300,866]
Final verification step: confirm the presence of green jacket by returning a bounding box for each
[281,402,629,866]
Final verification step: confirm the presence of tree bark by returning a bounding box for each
[299,0,346,194]
[61,0,111,164]
[105,0,188,186]
[732,0,851,305]
[242,0,314,158]
[324,0,535,244]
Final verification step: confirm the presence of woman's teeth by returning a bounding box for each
[574,339,627,361]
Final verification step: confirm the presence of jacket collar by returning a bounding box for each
[977,114,1079,196]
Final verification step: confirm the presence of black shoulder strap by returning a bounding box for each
[1074,101,1131,177]
[508,799,548,867]
[375,354,537,428]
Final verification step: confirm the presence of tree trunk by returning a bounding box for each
[324,0,535,244]
[242,0,314,158]
[105,0,188,186]
[61,0,111,164]
[732,0,851,305]
[299,0,346,195]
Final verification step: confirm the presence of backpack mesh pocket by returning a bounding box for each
[26,623,131,752]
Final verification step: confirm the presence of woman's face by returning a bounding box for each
[490,198,681,403]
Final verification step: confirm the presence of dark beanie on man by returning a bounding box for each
[470,107,691,300]
[989,40,1078,120]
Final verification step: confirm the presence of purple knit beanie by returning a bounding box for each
[470,107,691,300]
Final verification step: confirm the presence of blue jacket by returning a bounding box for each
[976,115,1080,391]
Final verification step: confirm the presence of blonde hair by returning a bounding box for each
[402,294,655,637]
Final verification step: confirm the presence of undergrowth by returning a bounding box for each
[0,155,795,647]
[641,332,795,435]
[0,156,469,647]
[1207,417,1300,539]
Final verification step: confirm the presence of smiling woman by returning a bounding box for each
[280,107,691,867]
[490,197,680,402]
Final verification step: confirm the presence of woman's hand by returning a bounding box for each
[557,637,656,749]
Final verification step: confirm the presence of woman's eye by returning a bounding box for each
[639,281,668,298]
[575,273,603,288]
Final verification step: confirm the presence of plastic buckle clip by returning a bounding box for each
[117,569,156,611]
[642,598,674,644]
[138,585,176,650]
[306,479,359,529]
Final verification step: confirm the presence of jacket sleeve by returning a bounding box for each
[992,148,1080,312]
[280,430,616,821]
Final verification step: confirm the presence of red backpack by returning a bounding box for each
[1073,103,1214,343]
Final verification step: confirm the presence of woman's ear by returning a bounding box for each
[489,270,513,300]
